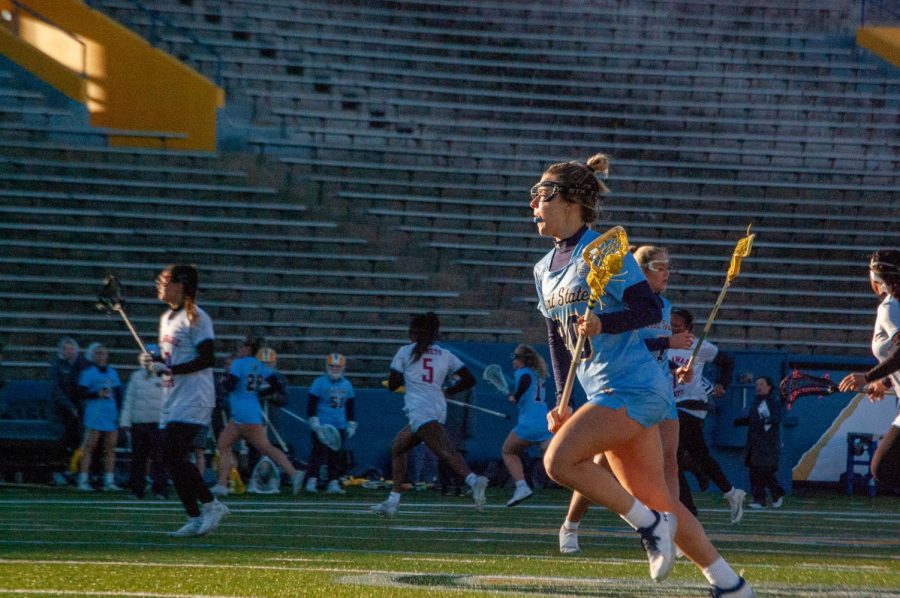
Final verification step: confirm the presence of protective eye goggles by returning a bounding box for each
[530,181,596,203]
[645,259,670,272]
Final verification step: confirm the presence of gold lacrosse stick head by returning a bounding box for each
[726,223,756,282]
[582,226,629,307]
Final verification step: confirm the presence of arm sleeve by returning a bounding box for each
[512,372,532,403]
[598,281,663,335]
[260,373,286,397]
[644,336,670,353]
[546,317,571,401]
[222,373,239,393]
[387,369,405,392]
[169,339,215,375]
[307,393,320,418]
[345,396,355,421]
[865,342,900,383]
[445,366,476,395]
[712,350,735,389]
[78,384,99,401]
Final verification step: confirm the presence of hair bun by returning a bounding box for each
[585,153,609,178]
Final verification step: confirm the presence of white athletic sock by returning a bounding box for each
[77,472,88,484]
[515,479,528,490]
[103,473,115,485]
[464,473,477,487]
[620,499,657,530]
[702,557,740,588]
[386,491,401,506]
[563,518,580,530]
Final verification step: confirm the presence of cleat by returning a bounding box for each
[771,496,783,509]
[103,483,122,492]
[305,478,318,493]
[326,480,346,494]
[196,500,229,536]
[471,475,488,511]
[748,501,765,510]
[637,510,677,582]
[209,484,228,498]
[291,471,305,496]
[370,500,398,518]
[725,488,746,524]
[506,485,533,507]
[168,517,202,538]
[76,481,93,492]
[709,576,756,597]
[559,524,581,555]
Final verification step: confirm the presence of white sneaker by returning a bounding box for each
[371,500,398,518]
[471,475,488,511]
[506,485,533,507]
[291,471,305,496]
[103,483,122,492]
[748,501,765,510]
[326,479,346,494]
[709,576,756,597]
[197,500,230,536]
[637,510,677,582]
[209,484,228,498]
[771,496,783,509]
[559,524,581,555]
[168,517,202,538]
[76,481,93,492]
[725,488,746,524]
[305,477,318,493]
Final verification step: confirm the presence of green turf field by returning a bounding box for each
[0,484,897,597]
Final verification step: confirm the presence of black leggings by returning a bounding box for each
[162,422,213,518]
[306,432,343,482]
[872,424,900,491]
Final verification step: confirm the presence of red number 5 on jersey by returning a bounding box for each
[422,357,434,382]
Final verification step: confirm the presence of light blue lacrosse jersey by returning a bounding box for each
[512,367,552,442]
[227,356,273,424]
[533,228,667,399]
[309,374,355,429]
[79,365,122,432]
[637,294,672,375]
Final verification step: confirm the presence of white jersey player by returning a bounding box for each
[142,264,228,538]
[371,312,488,518]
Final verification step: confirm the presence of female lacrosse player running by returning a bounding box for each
[557,245,699,552]
[143,264,228,537]
[532,155,753,597]
[501,344,552,507]
[372,312,488,518]
[839,250,900,492]
[210,335,304,498]
[76,343,123,491]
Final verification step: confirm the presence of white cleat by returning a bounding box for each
[196,500,230,536]
[76,481,93,492]
[559,524,581,555]
[305,478,318,493]
[725,487,746,524]
[103,483,122,492]
[370,500,398,518]
[291,471,305,496]
[471,475,488,511]
[209,484,228,498]
[168,517,202,538]
[506,485,533,507]
[637,510,677,582]
[771,496,783,509]
[326,479,346,494]
[709,577,756,597]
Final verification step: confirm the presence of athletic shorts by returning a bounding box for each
[514,411,552,443]
[83,398,118,432]
[588,377,674,429]
[229,396,264,425]
[406,400,446,434]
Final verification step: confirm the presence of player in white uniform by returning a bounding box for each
[501,344,553,507]
[532,154,753,597]
[371,312,489,517]
[839,250,900,492]
[141,264,228,537]
[668,308,745,523]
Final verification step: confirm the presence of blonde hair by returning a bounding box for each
[633,245,669,270]
[542,153,610,223]
[513,344,547,379]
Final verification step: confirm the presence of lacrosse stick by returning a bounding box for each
[557,225,630,416]
[684,224,755,373]
[260,403,290,453]
[482,364,510,395]
[95,275,149,354]
[280,407,342,451]
[380,379,511,419]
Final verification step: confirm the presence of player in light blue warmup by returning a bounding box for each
[501,344,552,507]
[532,154,753,597]
[75,342,123,491]
[304,353,356,494]
[211,335,304,496]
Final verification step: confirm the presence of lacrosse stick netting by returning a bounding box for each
[96,275,150,354]
[483,364,510,395]
[779,370,839,410]
[557,225,629,416]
